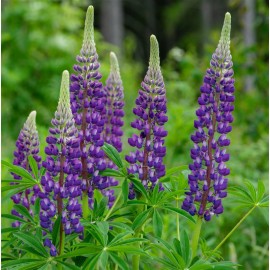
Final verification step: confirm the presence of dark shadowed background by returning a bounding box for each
[2,0,269,269]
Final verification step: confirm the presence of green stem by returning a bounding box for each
[213,205,256,253]
[82,191,89,219]
[104,190,122,221]
[176,197,180,240]
[191,217,203,258]
[132,231,140,270]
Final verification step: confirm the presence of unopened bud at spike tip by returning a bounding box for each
[81,5,95,55]
[109,52,121,80]
[149,35,160,70]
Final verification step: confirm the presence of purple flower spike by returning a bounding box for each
[104,52,124,152]
[11,111,41,227]
[39,71,82,240]
[70,6,110,207]
[182,13,234,221]
[125,35,168,196]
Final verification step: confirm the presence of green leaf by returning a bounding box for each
[163,206,196,223]
[13,204,35,223]
[244,180,257,202]
[55,260,81,270]
[1,259,45,269]
[127,200,148,206]
[52,215,61,246]
[99,168,125,178]
[2,213,27,224]
[108,232,131,247]
[57,246,102,259]
[28,155,39,180]
[13,232,48,257]
[102,143,123,168]
[2,183,34,193]
[151,183,160,204]
[100,251,108,269]
[2,227,19,234]
[257,180,266,202]
[107,246,146,255]
[95,196,108,218]
[110,237,148,248]
[109,252,129,270]
[34,198,40,216]
[122,179,128,205]
[109,222,133,232]
[180,230,190,264]
[153,209,163,237]
[82,254,100,270]
[132,208,151,231]
[1,160,36,183]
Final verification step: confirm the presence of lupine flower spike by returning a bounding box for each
[11,111,41,227]
[182,13,235,221]
[39,70,83,256]
[70,6,109,209]
[102,52,125,206]
[126,35,168,198]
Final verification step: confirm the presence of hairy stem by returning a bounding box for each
[191,217,203,258]
[176,197,180,240]
[213,205,256,253]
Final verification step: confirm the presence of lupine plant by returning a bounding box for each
[2,7,268,270]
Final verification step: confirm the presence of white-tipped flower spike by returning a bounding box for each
[182,12,235,222]
[40,71,83,251]
[13,110,41,172]
[143,35,165,95]
[11,110,41,227]
[103,52,125,207]
[70,5,109,209]
[126,35,168,197]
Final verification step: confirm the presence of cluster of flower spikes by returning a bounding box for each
[102,52,125,207]
[39,71,83,256]
[182,13,235,221]
[11,111,41,227]
[125,35,168,199]
[70,6,113,207]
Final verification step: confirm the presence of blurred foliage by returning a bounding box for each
[2,0,268,269]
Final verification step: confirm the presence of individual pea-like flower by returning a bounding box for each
[11,111,41,227]
[70,6,112,208]
[182,13,234,221]
[39,70,83,255]
[125,35,168,198]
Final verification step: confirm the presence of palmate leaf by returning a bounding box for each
[99,168,126,178]
[2,213,28,224]
[102,143,123,168]
[108,221,133,232]
[54,260,81,270]
[82,254,100,270]
[122,178,129,205]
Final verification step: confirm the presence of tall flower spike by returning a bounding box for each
[103,52,124,207]
[11,111,41,227]
[39,71,83,256]
[70,5,109,209]
[126,35,168,198]
[182,13,234,221]
[104,52,124,152]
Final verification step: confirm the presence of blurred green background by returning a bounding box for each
[2,0,268,269]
